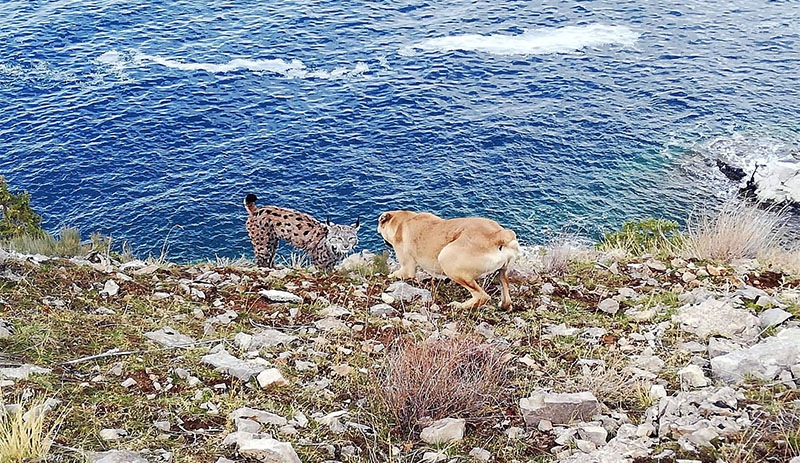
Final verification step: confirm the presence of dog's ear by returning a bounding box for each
[378,212,392,225]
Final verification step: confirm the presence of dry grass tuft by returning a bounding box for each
[540,236,594,276]
[375,335,510,430]
[0,397,58,463]
[682,199,789,262]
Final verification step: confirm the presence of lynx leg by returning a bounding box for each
[254,236,278,268]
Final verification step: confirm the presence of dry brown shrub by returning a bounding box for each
[375,335,510,430]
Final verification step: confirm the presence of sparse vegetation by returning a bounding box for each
[597,217,684,257]
[683,199,789,262]
[6,226,110,258]
[0,177,44,241]
[0,396,59,463]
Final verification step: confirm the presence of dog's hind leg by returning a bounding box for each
[447,277,491,309]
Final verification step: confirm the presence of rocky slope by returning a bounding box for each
[1,247,799,463]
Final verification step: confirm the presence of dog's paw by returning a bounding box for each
[388,269,414,279]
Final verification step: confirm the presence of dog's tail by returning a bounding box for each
[244,194,258,217]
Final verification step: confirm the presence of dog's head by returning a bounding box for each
[377,210,414,246]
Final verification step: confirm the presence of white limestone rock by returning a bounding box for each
[238,437,302,463]
[520,390,600,426]
[257,368,290,388]
[384,281,432,302]
[0,318,14,339]
[89,450,149,463]
[100,279,120,298]
[99,428,127,440]
[759,307,793,329]
[235,329,297,351]
[469,447,491,462]
[259,289,303,304]
[598,298,620,315]
[369,303,396,317]
[200,348,267,381]
[144,326,196,348]
[711,328,800,383]
[419,417,466,445]
[673,298,759,342]
[678,364,709,389]
[230,407,287,427]
[0,364,51,380]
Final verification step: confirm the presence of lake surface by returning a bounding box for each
[1,0,798,261]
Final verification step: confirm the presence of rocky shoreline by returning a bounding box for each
[1,247,799,463]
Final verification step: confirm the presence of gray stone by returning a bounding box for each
[0,318,13,339]
[419,417,465,444]
[201,348,267,381]
[235,418,262,433]
[598,298,620,315]
[759,308,793,329]
[235,330,297,351]
[0,364,50,380]
[736,285,770,301]
[673,298,759,341]
[313,317,349,333]
[385,281,432,302]
[369,303,396,317]
[422,451,447,463]
[258,290,303,304]
[468,447,491,462]
[575,439,597,453]
[238,437,301,463]
[646,260,667,272]
[520,391,600,426]
[89,450,149,463]
[208,309,238,325]
[711,328,800,383]
[318,305,350,318]
[634,355,665,373]
[683,427,720,449]
[99,428,127,440]
[257,368,289,388]
[578,425,608,445]
[707,337,743,359]
[230,407,288,427]
[658,387,744,441]
[144,326,196,348]
[678,364,709,389]
[100,279,120,297]
[546,323,581,337]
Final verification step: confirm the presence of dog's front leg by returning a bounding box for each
[388,251,417,279]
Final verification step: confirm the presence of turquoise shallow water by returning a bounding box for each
[1,0,799,261]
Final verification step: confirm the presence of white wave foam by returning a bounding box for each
[0,60,77,87]
[401,24,639,56]
[131,52,369,80]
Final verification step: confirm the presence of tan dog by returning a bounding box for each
[377,210,521,309]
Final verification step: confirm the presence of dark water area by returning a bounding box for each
[1,0,799,261]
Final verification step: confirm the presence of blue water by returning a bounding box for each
[1,0,799,262]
